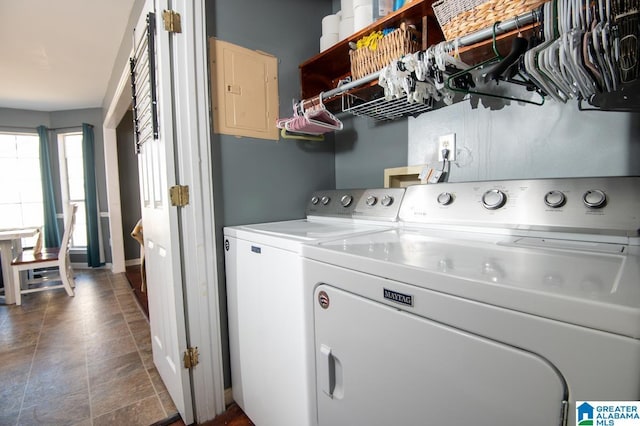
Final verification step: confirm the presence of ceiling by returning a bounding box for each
[0,0,136,112]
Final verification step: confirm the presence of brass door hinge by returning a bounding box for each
[162,10,182,33]
[170,185,189,206]
[183,347,199,369]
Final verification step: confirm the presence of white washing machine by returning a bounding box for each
[224,188,405,426]
[303,177,640,426]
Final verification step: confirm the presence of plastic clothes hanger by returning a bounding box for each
[557,0,579,95]
[415,49,445,102]
[602,22,620,91]
[618,17,639,82]
[592,22,613,91]
[378,59,411,100]
[483,17,529,83]
[524,3,565,101]
[567,0,598,98]
[526,1,575,102]
[275,95,343,136]
[301,94,343,131]
[543,32,575,98]
[583,23,605,91]
[446,21,545,105]
[591,0,620,92]
[569,29,597,98]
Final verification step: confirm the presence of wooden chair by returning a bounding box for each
[11,204,78,305]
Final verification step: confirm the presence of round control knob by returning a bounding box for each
[583,189,607,209]
[366,195,378,206]
[544,190,566,208]
[481,189,507,210]
[311,196,319,205]
[340,194,353,207]
[380,195,394,207]
[321,196,331,206]
[437,192,454,206]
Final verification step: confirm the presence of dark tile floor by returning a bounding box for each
[0,269,177,426]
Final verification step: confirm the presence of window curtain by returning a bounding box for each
[82,123,104,267]
[37,126,60,248]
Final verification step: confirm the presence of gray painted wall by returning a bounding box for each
[0,108,50,128]
[329,0,408,190]
[335,95,640,190]
[206,0,335,388]
[116,110,142,261]
[207,0,336,227]
[408,98,640,181]
[0,107,112,264]
[335,114,408,188]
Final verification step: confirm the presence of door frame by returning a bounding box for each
[102,0,225,420]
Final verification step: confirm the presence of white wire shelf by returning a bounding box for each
[342,92,434,121]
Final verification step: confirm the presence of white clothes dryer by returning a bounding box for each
[223,188,405,426]
[303,177,640,426]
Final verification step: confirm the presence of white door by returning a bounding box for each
[132,1,193,423]
[314,284,568,426]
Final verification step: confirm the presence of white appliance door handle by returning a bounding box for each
[319,344,336,398]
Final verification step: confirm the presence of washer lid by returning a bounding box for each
[305,228,640,338]
[237,219,387,239]
[224,219,390,252]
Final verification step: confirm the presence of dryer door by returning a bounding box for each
[314,285,568,426]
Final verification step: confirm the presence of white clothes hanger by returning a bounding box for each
[525,2,570,102]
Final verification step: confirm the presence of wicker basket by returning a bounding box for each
[349,25,421,80]
[432,0,546,40]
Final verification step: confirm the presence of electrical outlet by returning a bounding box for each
[438,133,456,161]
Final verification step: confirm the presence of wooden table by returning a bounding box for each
[0,228,39,304]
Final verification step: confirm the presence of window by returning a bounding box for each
[58,133,87,248]
[0,132,43,246]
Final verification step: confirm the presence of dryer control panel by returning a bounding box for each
[399,176,640,237]
[306,188,406,221]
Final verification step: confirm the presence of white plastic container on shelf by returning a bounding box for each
[321,13,340,52]
[353,2,373,31]
[320,33,339,51]
[322,14,340,35]
[339,16,354,40]
[341,0,354,17]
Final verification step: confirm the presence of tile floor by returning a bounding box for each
[0,269,177,426]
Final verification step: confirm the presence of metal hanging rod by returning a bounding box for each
[323,72,381,100]
[317,9,541,102]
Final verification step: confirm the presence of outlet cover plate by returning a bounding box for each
[438,134,456,161]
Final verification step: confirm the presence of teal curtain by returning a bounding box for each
[37,126,60,248]
[82,123,104,267]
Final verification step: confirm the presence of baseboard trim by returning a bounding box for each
[125,258,142,267]
[224,388,233,406]
[71,262,112,270]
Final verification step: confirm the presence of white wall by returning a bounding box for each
[408,99,640,182]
